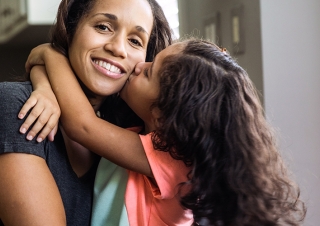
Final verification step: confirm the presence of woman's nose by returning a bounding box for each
[104,35,127,58]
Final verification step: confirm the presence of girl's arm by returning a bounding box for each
[19,58,60,142]
[27,45,152,177]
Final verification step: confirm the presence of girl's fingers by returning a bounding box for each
[19,89,60,141]
[25,43,50,72]
[35,114,59,143]
[18,96,38,120]
[47,124,59,142]
[19,103,45,135]
[24,108,52,141]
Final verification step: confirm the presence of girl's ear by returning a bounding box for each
[151,107,162,127]
[151,107,161,118]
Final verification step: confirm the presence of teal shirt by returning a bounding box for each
[91,158,129,226]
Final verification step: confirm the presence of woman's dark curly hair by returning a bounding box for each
[151,39,306,225]
[47,0,173,127]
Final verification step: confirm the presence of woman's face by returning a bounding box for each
[68,0,153,98]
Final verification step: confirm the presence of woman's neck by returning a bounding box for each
[60,126,99,177]
[87,96,105,112]
[79,81,106,112]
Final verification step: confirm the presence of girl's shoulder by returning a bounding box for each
[139,133,190,196]
[126,126,143,133]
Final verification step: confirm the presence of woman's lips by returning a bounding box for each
[92,59,125,79]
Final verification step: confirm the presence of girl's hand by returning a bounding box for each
[25,43,52,73]
[18,88,60,142]
[19,66,60,142]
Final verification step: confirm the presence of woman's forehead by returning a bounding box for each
[90,0,153,19]
[88,0,153,32]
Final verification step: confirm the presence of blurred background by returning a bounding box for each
[0,0,319,225]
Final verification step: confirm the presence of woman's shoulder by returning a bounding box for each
[0,81,32,91]
[0,81,32,102]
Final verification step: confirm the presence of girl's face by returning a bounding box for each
[68,0,153,99]
[120,43,184,132]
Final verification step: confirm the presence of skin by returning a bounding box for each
[120,43,184,133]
[0,153,66,226]
[68,0,153,101]
[24,43,183,178]
[20,0,153,141]
[18,74,60,142]
[0,0,154,225]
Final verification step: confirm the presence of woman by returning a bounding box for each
[0,0,172,225]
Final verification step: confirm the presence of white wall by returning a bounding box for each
[178,0,263,103]
[260,1,320,225]
[27,0,60,24]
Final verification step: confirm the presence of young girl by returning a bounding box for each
[23,38,306,225]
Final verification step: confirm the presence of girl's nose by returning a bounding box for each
[134,62,145,75]
[133,62,151,75]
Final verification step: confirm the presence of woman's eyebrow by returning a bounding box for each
[100,13,117,21]
[95,13,149,36]
[135,26,150,36]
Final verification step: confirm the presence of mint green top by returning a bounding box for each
[91,158,129,226]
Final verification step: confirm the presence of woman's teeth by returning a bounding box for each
[94,60,121,74]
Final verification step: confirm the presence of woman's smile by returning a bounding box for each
[92,58,126,79]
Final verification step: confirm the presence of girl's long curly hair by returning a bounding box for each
[152,39,306,225]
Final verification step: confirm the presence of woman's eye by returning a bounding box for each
[129,38,143,47]
[95,24,110,31]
